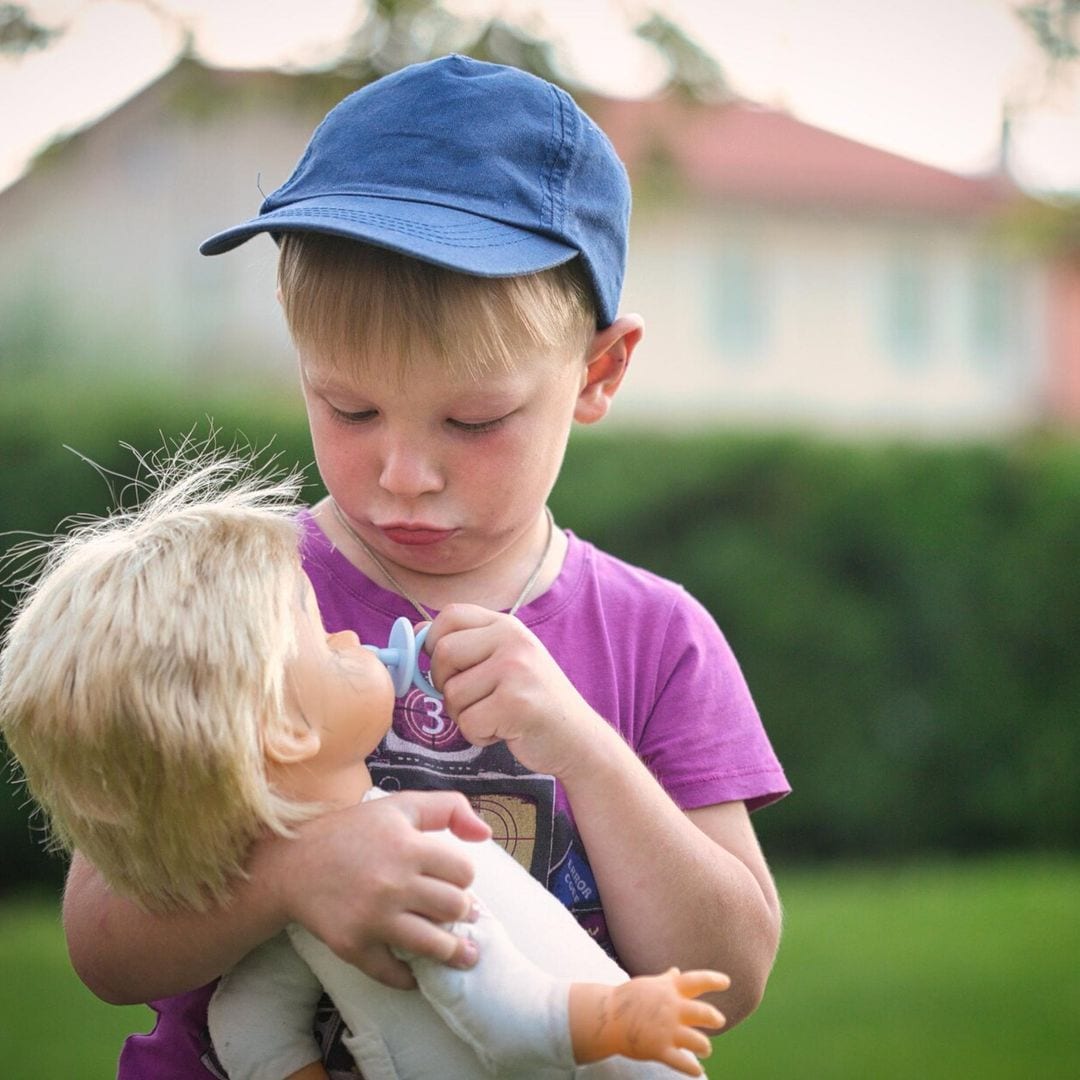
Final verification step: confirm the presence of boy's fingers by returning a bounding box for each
[395,789,492,844]
[427,611,537,693]
[444,933,480,970]
[413,835,481,893]
[427,625,499,698]
[352,948,417,991]
[393,913,479,971]
[408,876,478,927]
[421,603,497,653]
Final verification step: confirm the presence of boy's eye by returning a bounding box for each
[330,406,377,424]
[448,415,508,434]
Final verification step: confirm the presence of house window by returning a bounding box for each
[711,244,767,360]
[968,259,1012,367]
[881,249,933,365]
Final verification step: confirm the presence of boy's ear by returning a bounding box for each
[574,314,644,425]
[263,715,321,766]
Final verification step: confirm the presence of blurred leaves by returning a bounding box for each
[0,3,57,54]
[0,0,726,100]
[634,11,726,101]
[551,429,1080,861]
[1017,0,1080,67]
[999,193,1080,262]
[998,1,1080,253]
[282,0,728,100]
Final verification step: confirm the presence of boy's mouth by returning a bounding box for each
[379,524,456,547]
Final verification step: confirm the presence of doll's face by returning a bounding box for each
[286,578,396,763]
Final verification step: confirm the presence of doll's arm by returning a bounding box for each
[208,932,327,1080]
[405,900,575,1073]
[408,901,728,1076]
[569,969,729,1078]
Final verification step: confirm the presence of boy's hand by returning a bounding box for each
[255,790,490,989]
[424,605,605,777]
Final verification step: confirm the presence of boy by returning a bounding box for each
[62,55,789,1077]
[0,454,729,1078]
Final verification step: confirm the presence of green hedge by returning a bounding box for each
[550,430,1080,862]
[2,376,1078,891]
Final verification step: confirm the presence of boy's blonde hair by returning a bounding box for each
[0,454,320,912]
[277,234,597,379]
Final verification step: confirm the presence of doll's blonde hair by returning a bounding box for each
[277,233,597,379]
[0,452,321,912]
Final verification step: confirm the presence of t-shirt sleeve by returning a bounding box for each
[635,588,790,812]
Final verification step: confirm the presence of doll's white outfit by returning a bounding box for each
[209,790,679,1080]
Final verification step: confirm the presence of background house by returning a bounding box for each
[1,58,1074,435]
[0,62,336,384]
[600,96,1073,433]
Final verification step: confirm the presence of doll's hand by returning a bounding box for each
[424,605,606,777]
[256,790,490,989]
[570,968,730,1077]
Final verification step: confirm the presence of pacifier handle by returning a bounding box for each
[364,616,442,699]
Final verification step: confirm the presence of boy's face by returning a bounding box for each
[299,343,590,587]
[287,578,396,763]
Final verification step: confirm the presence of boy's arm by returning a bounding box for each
[64,790,490,1004]
[558,741,781,1029]
[426,606,782,1029]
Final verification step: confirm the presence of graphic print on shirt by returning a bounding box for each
[371,690,611,950]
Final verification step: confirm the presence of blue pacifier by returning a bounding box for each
[364,617,442,699]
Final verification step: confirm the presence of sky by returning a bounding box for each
[1,0,1079,195]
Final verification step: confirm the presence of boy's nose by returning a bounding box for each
[377,441,443,497]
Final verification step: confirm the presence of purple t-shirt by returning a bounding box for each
[118,515,789,1078]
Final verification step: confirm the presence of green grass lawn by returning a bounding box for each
[708,856,1080,1078]
[0,894,153,1076]
[1,857,1077,1078]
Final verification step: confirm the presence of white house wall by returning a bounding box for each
[618,203,1048,435]
[0,80,307,381]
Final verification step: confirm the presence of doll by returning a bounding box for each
[0,455,728,1079]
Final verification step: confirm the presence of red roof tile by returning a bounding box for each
[588,95,1019,217]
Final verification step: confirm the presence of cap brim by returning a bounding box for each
[199,194,579,278]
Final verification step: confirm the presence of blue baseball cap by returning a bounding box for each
[200,54,630,327]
